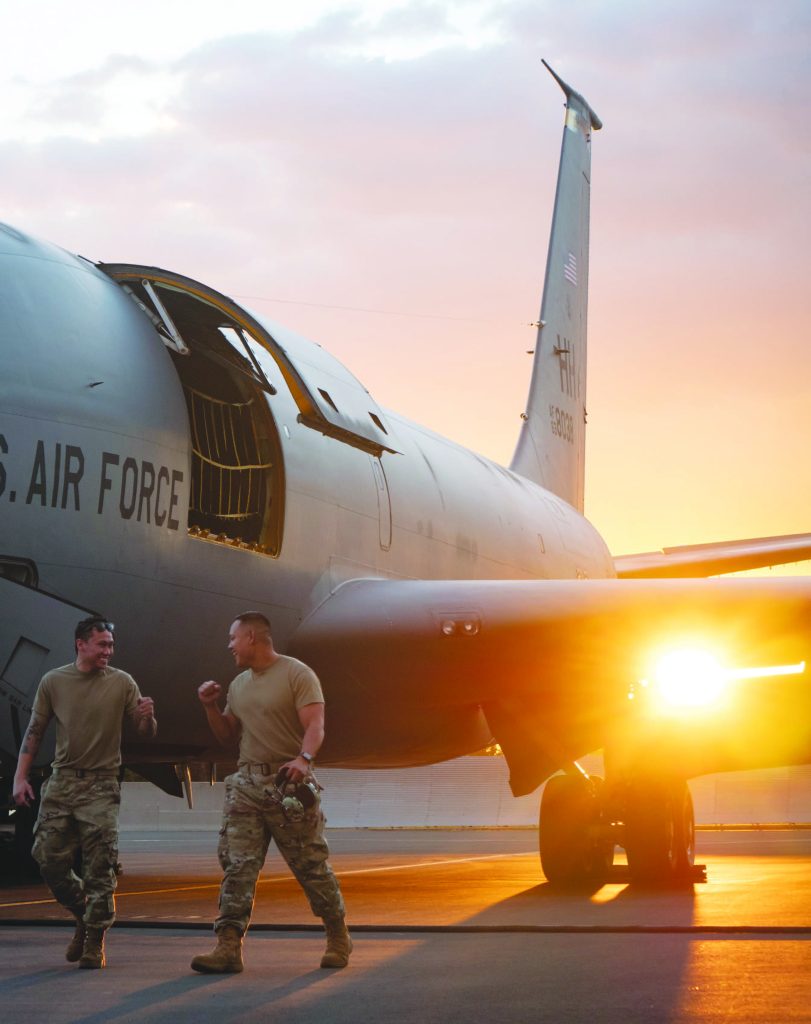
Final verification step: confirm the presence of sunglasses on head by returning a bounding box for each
[75,619,115,641]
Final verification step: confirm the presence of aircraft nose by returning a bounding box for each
[0,223,190,590]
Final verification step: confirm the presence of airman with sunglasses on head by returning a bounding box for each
[13,616,157,969]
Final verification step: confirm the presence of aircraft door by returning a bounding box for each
[95,271,286,556]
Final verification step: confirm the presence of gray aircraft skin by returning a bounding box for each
[2,63,810,884]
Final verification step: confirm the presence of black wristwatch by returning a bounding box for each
[299,752,314,764]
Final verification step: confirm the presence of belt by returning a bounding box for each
[239,762,282,776]
[52,768,119,779]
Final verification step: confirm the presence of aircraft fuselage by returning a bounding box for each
[0,226,613,768]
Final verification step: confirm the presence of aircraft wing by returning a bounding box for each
[289,576,811,796]
[614,532,811,579]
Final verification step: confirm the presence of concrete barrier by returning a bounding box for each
[119,756,811,831]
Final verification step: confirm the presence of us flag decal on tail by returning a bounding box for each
[564,252,578,286]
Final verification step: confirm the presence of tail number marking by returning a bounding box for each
[549,404,574,444]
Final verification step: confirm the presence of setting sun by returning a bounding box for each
[647,647,727,709]
[638,647,807,715]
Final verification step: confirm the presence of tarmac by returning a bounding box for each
[2,828,810,1023]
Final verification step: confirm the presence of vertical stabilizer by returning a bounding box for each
[509,61,602,512]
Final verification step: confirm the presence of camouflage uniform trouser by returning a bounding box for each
[215,770,345,935]
[32,772,121,930]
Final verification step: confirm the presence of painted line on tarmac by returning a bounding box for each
[330,850,533,878]
[0,850,533,909]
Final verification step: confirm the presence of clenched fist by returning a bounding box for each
[198,681,222,705]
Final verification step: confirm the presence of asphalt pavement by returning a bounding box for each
[1,829,810,1023]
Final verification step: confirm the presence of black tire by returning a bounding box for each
[540,774,613,888]
[625,778,695,885]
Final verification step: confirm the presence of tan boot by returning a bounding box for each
[190,926,244,974]
[320,916,352,968]
[66,916,87,963]
[78,927,106,969]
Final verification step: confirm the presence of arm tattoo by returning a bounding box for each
[20,713,48,757]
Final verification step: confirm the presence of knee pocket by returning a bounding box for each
[32,824,76,867]
[218,823,263,873]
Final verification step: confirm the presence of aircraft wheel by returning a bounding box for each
[624,778,695,885]
[539,774,613,888]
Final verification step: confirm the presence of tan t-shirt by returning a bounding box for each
[224,655,324,765]
[32,663,141,771]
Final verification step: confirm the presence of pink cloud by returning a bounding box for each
[2,4,809,561]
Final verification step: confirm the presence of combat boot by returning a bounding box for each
[320,915,352,968]
[78,927,106,969]
[65,914,87,963]
[190,925,244,974]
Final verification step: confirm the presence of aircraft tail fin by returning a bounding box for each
[509,61,602,512]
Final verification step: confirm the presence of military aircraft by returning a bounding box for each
[2,62,810,887]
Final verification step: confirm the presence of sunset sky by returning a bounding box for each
[2,1,809,569]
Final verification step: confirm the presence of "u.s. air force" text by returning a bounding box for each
[0,436,184,530]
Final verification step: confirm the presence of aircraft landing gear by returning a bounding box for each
[623,777,697,885]
[538,769,704,889]
[539,773,614,888]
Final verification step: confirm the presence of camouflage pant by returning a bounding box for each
[32,772,121,930]
[215,770,345,935]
